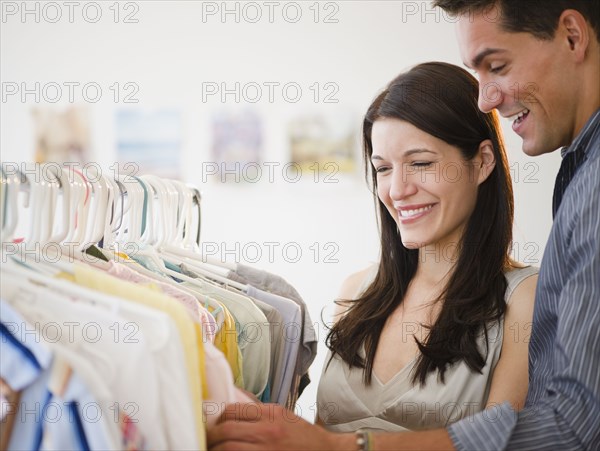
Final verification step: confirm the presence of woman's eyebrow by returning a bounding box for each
[371,149,437,162]
[403,149,437,157]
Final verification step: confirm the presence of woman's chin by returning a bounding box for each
[401,239,429,250]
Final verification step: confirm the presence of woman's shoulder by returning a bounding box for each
[333,263,378,321]
[339,263,378,300]
[503,261,540,305]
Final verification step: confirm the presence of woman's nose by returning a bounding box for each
[389,165,418,201]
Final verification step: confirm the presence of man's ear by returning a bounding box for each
[477,139,496,185]
[559,9,590,63]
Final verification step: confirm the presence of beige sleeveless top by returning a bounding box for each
[316,265,539,433]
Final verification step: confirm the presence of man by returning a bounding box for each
[431,1,600,449]
[208,1,600,449]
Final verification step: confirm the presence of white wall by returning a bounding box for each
[1,0,561,420]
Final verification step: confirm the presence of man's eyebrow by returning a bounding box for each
[467,48,506,69]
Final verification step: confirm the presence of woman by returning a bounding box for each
[316,61,538,432]
[207,62,538,449]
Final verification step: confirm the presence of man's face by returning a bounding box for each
[456,8,578,156]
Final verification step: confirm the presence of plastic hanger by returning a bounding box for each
[0,164,73,274]
[158,177,179,247]
[114,173,144,247]
[170,180,193,249]
[1,164,23,241]
[101,176,124,250]
[74,169,93,251]
[133,176,149,240]
[189,186,202,248]
[151,182,225,276]
[83,167,110,247]
[158,247,245,290]
[25,168,41,244]
[41,166,60,244]
[159,244,236,271]
[63,168,88,247]
[138,175,169,245]
[0,166,7,232]
[28,164,61,246]
[110,174,165,271]
[47,164,71,244]
[143,175,166,247]
[27,165,46,245]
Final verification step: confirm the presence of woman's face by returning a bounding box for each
[371,118,489,252]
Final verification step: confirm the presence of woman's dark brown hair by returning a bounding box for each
[326,62,514,386]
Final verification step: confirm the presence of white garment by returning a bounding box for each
[114,298,198,449]
[2,276,168,448]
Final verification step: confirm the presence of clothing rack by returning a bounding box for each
[0,162,317,451]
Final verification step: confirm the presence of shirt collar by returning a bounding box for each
[0,301,52,390]
[562,108,600,158]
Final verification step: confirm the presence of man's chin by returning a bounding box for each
[521,141,559,157]
[521,143,539,156]
[521,136,550,157]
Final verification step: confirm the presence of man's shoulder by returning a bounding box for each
[582,109,600,158]
[553,154,600,245]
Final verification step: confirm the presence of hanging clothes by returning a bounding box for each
[0,163,317,450]
[228,264,318,406]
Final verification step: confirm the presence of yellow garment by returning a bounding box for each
[211,302,244,389]
[55,271,76,283]
[180,281,245,391]
[72,262,206,450]
[193,322,209,400]
[114,251,131,261]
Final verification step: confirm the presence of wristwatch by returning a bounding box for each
[355,429,372,451]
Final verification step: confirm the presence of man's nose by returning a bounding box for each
[478,80,503,113]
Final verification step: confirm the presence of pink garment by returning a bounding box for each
[105,261,245,427]
[203,340,254,428]
[119,409,146,450]
[106,261,201,322]
[106,261,217,342]
[200,305,218,343]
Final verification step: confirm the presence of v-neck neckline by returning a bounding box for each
[372,355,418,387]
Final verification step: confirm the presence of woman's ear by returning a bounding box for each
[477,139,496,185]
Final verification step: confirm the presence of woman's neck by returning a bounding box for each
[414,242,458,290]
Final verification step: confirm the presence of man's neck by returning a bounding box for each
[573,49,600,141]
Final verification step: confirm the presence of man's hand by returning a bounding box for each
[207,402,353,451]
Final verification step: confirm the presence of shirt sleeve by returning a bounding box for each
[448,156,600,450]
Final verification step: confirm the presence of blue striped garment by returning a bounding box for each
[449,108,600,450]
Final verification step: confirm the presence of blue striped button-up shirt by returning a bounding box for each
[449,108,600,450]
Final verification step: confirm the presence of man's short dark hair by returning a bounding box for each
[433,0,600,43]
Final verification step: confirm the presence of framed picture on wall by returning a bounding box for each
[287,108,358,175]
[115,108,183,180]
[210,108,264,183]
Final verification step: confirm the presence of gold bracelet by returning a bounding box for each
[355,429,372,451]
